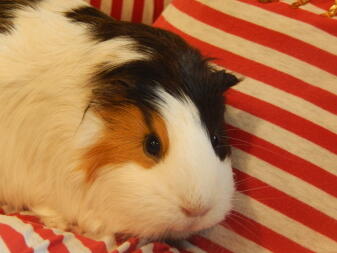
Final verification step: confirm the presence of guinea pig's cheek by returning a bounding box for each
[77,105,169,181]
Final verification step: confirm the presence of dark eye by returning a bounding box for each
[144,134,161,157]
[211,135,219,148]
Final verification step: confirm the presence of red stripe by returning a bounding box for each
[0,223,33,253]
[154,17,337,116]
[36,231,68,253]
[132,0,145,23]
[223,211,315,253]
[153,0,165,23]
[111,0,123,20]
[238,0,337,36]
[13,214,70,253]
[173,0,337,76]
[310,0,336,10]
[90,0,102,9]
[188,235,233,253]
[233,169,337,242]
[227,125,337,198]
[9,213,41,224]
[227,89,337,154]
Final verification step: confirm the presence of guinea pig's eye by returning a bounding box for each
[144,134,161,158]
[211,135,219,148]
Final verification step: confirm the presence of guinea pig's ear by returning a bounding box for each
[216,70,242,92]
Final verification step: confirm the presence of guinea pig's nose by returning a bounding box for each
[180,206,210,217]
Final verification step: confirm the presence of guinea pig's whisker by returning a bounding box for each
[227,129,241,131]
[236,185,272,193]
[234,177,256,185]
[224,136,296,163]
[231,196,284,202]
[160,228,171,242]
[228,211,257,229]
[225,215,257,238]
[221,219,235,231]
[225,136,256,145]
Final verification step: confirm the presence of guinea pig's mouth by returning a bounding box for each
[152,223,217,242]
[161,216,220,240]
[116,212,223,244]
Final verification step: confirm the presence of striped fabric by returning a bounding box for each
[0,208,181,253]
[84,0,172,24]
[1,0,337,253]
[154,0,337,252]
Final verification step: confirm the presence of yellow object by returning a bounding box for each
[291,0,310,8]
[261,0,337,18]
[321,0,337,17]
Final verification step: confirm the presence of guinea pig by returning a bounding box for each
[0,0,240,241]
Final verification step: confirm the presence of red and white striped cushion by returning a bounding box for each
[84,0,172,24]
[0,208,179,253]
[154,0,337,252]
[1,1,336,253]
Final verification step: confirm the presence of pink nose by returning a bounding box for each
[181,206,210,217]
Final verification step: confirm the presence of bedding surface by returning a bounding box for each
[1,0,337,252]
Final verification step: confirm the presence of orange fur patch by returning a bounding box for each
[82,104,169,181]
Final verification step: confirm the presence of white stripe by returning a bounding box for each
[196,0,337,55]
[170,248,181,253]
[0,215,49,253]
[234,193,337,252]
[121,0,134,21]
[0,237,10,253]
[233,77,337,134]
[142,0,154,24]
[138,243,154,253]
[206,225,272,253]
[100,0,112,15]
[232,148,337,220]
[118,240,132,253]
[226,106,337,175]
[101,235,115,252]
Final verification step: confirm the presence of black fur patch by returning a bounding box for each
[66,6,240,160]
[0,0,42,34]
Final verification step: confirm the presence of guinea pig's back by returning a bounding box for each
[0,0,139,207]
[0,0,86,206]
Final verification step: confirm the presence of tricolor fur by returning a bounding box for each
[0,0,239,240]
